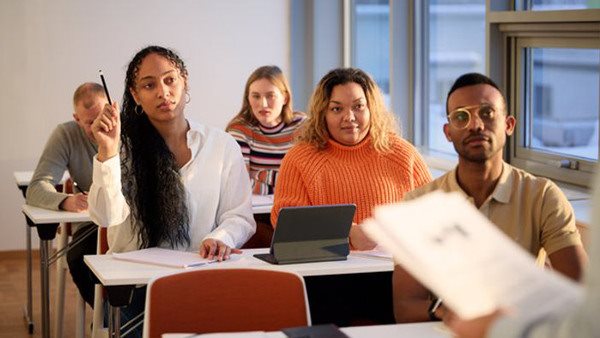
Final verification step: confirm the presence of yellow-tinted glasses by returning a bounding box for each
[447,104,499,130]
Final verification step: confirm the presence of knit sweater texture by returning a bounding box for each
[271,134,432,226]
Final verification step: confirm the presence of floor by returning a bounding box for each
[0,250,94,338]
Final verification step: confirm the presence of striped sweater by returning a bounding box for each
[271,134,432,226]
[227,112,307,195]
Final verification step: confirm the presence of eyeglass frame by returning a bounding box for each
[446,103,504,130]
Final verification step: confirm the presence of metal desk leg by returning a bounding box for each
[23,225,34,334]
[26,216,59,338]
[39,238,51,338]
[108,305,121,338]
[106,285,135,338]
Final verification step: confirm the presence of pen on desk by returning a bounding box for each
[72,181,87,195]
[99,70,113,105]
[431,298,443,313]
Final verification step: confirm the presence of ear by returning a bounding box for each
[73,113,79,122]
[129,87,140,105]
[443,123,452,142]
[505,115,516,136]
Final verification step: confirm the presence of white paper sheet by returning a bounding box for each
[251,194,274,206]
[363,191,583,320]
[112,247,216,268]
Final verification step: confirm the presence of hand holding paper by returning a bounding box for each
[362,191,583,321]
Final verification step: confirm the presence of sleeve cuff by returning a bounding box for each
[93,154,121,188]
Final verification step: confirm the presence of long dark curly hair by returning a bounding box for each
[120,45,190,249]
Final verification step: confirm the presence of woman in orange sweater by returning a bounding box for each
[272,68,432,250]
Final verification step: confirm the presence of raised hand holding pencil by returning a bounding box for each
[92,70,120,162]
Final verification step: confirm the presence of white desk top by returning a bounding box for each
[251,195,273,214]
[13,171,33,186]
[84,248,394,286]
[162,322,450,338]
[21,204,91,224]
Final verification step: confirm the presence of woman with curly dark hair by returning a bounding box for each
[89,46,256,335]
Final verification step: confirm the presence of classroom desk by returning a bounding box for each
[84,249,394,338]
[162,322,449,338]
[21,204,92,338]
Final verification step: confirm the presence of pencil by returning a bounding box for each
[99,70,113,105]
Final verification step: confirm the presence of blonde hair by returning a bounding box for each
[227,65,294,128]
[299,68,399,152]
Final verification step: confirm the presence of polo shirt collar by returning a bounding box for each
[446,161,513,204]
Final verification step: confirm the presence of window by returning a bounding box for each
[351,0,390,103]
[515,0,600,11]
[426,0,486,154]
[490,8,600,186]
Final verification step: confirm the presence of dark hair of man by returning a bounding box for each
[120,45,190,249]
[445,72,507,115]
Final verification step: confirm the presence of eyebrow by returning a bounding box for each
[329,98,366,105]
[138,69,177,82]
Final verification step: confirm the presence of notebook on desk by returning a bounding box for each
[254,204,356,265]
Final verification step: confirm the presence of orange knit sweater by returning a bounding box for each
[271,135,432,226]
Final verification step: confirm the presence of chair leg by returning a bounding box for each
[53,223,68,338]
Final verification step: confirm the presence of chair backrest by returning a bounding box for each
[143,268,311,338]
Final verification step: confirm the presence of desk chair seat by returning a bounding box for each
[143,268,311,338]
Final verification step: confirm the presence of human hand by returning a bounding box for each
[59,193,88,212]
[199,238,242,262]
[349,222,377,251]
[92,102,120,162]
[445,310,503,338]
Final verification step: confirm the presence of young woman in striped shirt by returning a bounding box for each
[226,65,306,195]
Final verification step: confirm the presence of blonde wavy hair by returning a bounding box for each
[227,65,294,128]
[298,67,399,152]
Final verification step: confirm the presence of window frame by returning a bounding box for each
[489,9,600,187]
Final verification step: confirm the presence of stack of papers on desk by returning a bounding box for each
[251,194,274,206]
[362,191,583,320]
[112,247,215,268]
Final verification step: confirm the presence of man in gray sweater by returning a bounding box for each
[26,82,107,307]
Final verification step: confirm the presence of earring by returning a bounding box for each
[135,105,143,116]
[185,92,191,104]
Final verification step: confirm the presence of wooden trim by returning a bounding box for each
[0,250,40,260]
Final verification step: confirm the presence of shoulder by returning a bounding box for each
[506,164,558,193]
[504,164,570,206]
[54,121,80,136]
[385,135,426,164]
[285,142,320,159]
[190,121,239,148]
[403,172,451,201]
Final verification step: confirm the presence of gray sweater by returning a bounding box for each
[26,121,97,210]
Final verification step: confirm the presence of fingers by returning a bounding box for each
[200,239,239,261]
[96,105,118,133]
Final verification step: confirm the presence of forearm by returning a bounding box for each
[26,180,68,210]
[88,155,130,227]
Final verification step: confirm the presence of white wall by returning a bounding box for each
[0,0,290,251]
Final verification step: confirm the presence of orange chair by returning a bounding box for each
[143,268,311,338]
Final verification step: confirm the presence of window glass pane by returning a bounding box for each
[520,0,600,11]
[526,47,599,160]
[428,0,486,154]
[352,0,390,104]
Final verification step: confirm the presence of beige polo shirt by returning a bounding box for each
[403,162,582,260]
